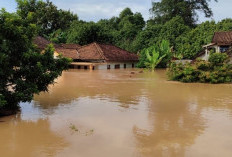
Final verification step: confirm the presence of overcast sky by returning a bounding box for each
[0,0,231,23]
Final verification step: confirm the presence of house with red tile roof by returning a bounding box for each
[33,36,138,70]
[71,42,138,70]
[198,31,232,62]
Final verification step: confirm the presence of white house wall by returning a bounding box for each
[174,60,192,64]
[199,53,210,61]
[95,64,107,70]
[95,62,136,70]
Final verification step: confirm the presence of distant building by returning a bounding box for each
[197,31,232,63]
[33,36,138,70]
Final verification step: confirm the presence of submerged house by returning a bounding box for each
[71,42,138,70]
[33,36,138,70]
[198,31,232,63]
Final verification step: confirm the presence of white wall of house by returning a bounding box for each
[95,62,136,70]
[199,53,210,61]
[200,45,227,61]
[215,46,220,53]
[174,60,192,64]
[95,64,106,70]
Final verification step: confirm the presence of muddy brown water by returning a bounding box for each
[0,69,232,157]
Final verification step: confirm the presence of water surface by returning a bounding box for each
[0,69,232,157]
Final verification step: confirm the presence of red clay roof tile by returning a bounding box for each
[55,48,79,59]
[33,37,138,62]
[212,31,232,45]
[77,42,138,62]
[60,44,81,49]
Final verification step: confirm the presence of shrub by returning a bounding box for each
[208,53,229,66]
[167,53,232,84]
[195,59,210,71]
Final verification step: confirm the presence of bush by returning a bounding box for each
[195,59,211,71]
[208,53,229,66]
[167,53,232,84]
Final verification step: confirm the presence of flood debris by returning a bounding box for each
[69,123,94,136]
[85,129,94,136]
[69,123,78,132]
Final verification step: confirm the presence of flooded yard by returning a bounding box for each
[0,69,232,157]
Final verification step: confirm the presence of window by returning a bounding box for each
[124,64,126,69]
[115,64,120,69]
[220,46,229,52]
[107,65,111,69]
[69,65,74,69]
[77,65,81,69]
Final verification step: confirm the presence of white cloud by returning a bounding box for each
[1,0,230,23]
[54,0,151,21]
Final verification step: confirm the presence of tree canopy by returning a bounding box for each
[150,0,218,27]
[14,0,227,59]
[16,0,78,36]
[0,9,70,115]
[65,8,145,52]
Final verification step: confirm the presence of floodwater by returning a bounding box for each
[0,69,232,157]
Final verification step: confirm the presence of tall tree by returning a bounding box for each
[0,9,70,116]
[66,21,105,45]
[115,8,145,52]
[133,16,190,53]
[66,8,145,52]
[16,0,78,36]
[150,0,218,27]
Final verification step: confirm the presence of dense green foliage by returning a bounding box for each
[0,9,71,112]
[135,17,232,59]
[145,49,165,70]
[65,8,145,52]
[16,0,78,36]
[133,16,190,54]
[150,0,218,27]
[167,53,232,84]
[176,19,232,59]
[13,0,229,60]
[138,40,172,69]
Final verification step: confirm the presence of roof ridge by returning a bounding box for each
[77,42,96,50]
[94,42,107,60]
[100,43,136,54]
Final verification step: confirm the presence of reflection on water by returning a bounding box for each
[0,114,67,157]
[0,69,232,157]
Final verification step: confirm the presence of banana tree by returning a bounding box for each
[144,46,166,70]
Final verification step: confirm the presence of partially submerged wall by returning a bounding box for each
[173,60,192,64]
[95,62,136,70]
